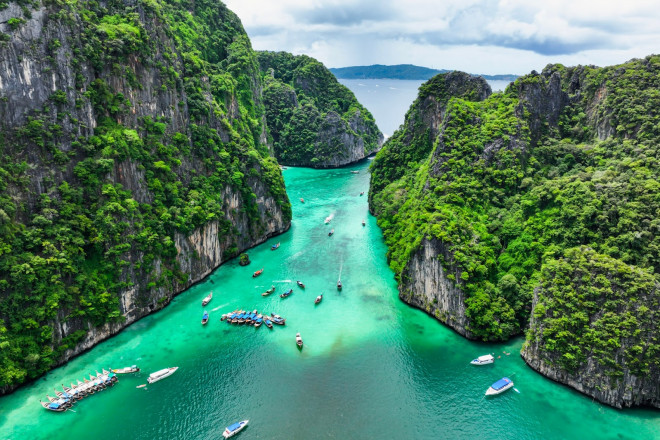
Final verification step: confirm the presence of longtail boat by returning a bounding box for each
[252,268,264,278]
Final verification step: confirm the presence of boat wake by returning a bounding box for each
[211,303,229,312]
[273,280,292,283]
[324,213,335,224]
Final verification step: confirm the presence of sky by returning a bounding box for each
[221,0,660,75]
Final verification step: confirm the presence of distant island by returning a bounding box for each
[329,64,518,81]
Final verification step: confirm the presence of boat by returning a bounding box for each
[470,354,494,365]
[271,242,280,250]
[222,420,249,439]
[296,332,303,349]
[221,310,239,321]
[270,313,286,325]
[147,367,178,384]
[328,229,334,236]
[337,279,342,290]
[351,170,359,174]
[252,268,264,278]
[324,216,331,224]
[485,377,514,396]
[362,220,366,226]
[262,286,276,296]
[360,191,364,196]
[201,310,209,325]
[280,289,293,298]
[112,365,140,374]
[300,198,304,203]
[296,280,305,288]
[264,317,273,329]
[202,292,213,306]
[40,400,67,412]
[315,294,323,304]
[254,315,263,328]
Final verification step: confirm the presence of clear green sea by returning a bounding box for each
[1,162,658,439]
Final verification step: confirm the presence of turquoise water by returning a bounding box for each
[1,161,658,439]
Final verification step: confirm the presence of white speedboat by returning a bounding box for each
[112,365,140,374]
[470,354,494,365]
[201,292,212,306]
[147,367,178,384]
[485,377,514,396]
[222,419,249,438]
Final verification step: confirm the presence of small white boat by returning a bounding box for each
[147,367,178,384]
[324,216,331,224]
[470,354,494,365]
[202,292,212,306]
[223,419,249,439]
[112,365,140,374]
[485,377,514,396]
[296,332,303,349]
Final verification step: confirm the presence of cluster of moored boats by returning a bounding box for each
[40,369,119,412]
[221,310,286,328]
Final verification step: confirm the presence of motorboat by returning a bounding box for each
[222,420,249,439]
[300,198,304,203]
[337,280,342,290]
[360,192,364,196]
[362,220,366,226]
[201,310,209,325]
[315,294,323,304]
[470,354,494,365]
[324,216,331,224]
[296,332,303,349]
[264,317,273,329]
[270,313,286,325]
[351,170,359,174]
[112,365,140,374]
[254,315,263,328]
[262,286,276,296]
[271,242,280,250]
[328,229,334,236]
[147,367,178,384]
[485,377,514,396]
[280,289,293,298]
[252,268,264,278]
[297,280,305,288]
[202,292,212,306]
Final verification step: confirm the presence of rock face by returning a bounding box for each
[0,0,291,393]
[369,57,660,407]
[399,239,472,338]
[521,248,659,409]
[258,51,383,168]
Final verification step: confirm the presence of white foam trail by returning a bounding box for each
[273,280,292,283]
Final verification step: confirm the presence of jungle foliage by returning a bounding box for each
[370,54,660,358]
[257,51,381,166]
[0,0,290,389]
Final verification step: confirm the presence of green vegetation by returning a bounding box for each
[0,0,290,390]
[526,247,659,378]
[370,56,660,347]
[257,51,381,166]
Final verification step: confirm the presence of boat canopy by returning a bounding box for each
[478,355,494,362]
[491,377,511,390]
[48,403,60,409]
[227,422,242,431]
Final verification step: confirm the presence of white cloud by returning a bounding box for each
[223,0,660,74]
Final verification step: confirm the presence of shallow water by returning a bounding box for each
[1,162,658,439]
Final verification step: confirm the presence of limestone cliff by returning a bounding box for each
[369,57,660,407]
[0,0,290,393]
[258,51,383,168]
[522,248,659,409]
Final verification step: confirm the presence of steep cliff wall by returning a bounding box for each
[522,248,659,409]
[369,57,660,407]
[258,51,383,168]
[0,0,291,393]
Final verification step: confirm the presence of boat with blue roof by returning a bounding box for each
[280,289,293,298]
[485,377,514,396]
[201,310,209,325]
[222,419,249,438]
